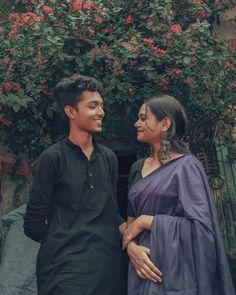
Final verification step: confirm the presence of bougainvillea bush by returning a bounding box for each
[0,0,235,160]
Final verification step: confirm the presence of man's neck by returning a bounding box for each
[68,130,94,159]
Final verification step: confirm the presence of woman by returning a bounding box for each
[123,95,235,295]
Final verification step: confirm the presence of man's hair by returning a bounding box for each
[54,74,103,118]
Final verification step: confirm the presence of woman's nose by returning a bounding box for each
[134,120,140,128]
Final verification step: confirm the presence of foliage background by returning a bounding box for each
[0,0,235,161]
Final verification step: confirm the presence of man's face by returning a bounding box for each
[71,90,105,134]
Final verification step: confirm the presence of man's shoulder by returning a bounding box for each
[39,139,65,162]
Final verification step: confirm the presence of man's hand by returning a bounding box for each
[122,215,154,249]
[127,241,162,283]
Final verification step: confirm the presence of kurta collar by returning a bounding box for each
[64,137,100,161]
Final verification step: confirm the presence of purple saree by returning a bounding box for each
[128,154,235,295]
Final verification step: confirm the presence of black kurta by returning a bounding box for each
[24,138,125,295]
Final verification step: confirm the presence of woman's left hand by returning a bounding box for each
[122,215,154,249]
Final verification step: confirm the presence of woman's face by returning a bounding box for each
[134,103,168,144]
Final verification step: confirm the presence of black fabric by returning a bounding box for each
[24,138,125,295]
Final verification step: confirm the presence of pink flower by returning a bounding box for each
[42,6,53,15]
[123,15,134,25]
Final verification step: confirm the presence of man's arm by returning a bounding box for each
[24,151,56,242]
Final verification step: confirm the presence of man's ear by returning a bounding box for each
[64,105,76,119]
[161,116,172,132]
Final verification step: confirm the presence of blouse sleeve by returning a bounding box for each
[127,159,144,217]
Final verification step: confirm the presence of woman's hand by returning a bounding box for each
[122,215,154,249]
[127,241,162,283]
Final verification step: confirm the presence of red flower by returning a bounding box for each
[151,46,167,55]
[91,48,99,56]
[0,116,12,127]
[123,15,134,25]
[8,12,20,22]
[95,17,103,24]
[4,82,12,91]
[215,0,221,5]
[8,31,17,40]
[11,21,21,31]
[128,86,136,94]
[198,10,206,18]
[72,1,83,11]
[231,82,236,91]
[5,57,11,65]
[224,62,234,69]
[169,24,182,33]
[22,12,41,26]
[121,42,129,47]
[172,68,183,75]
[12,83,20,93]
[185,77,194,85]
[83,1,96,9]
[113,69,125,76]
[143,38,154,44]
[193,0,203,4]
[42,6,53,15]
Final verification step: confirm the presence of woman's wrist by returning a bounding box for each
[138,215,154,230]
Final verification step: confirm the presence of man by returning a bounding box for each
[24,74,126,295]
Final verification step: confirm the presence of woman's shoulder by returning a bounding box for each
[175,153,206,175]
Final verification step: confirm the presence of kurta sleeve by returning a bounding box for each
[149,158,235,295]
[107,149,124,226]
[24,151,57,242]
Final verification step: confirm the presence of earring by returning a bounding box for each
[160,131,171,161]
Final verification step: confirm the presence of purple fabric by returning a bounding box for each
[128,154,235,295]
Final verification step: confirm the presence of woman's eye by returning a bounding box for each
[140,116,146,122]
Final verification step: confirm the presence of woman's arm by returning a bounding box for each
[123,215,154,248]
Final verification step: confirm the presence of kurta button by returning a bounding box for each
[90,185,94,189]
[89,173,92,177]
